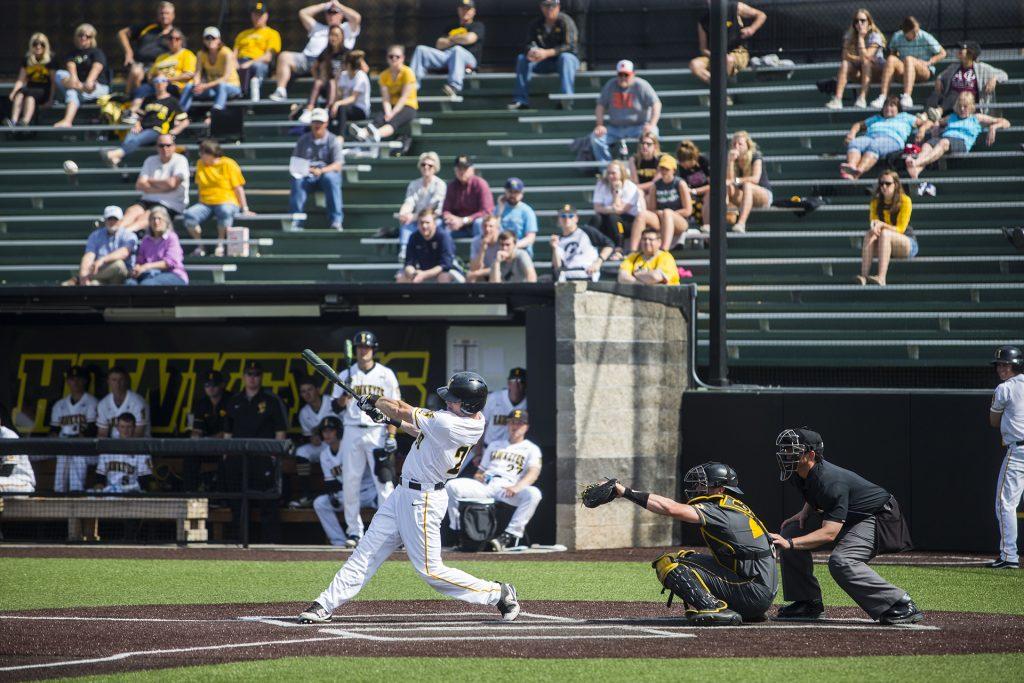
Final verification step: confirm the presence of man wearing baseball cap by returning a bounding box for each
[410,0,486,99]
[289,107,345,230]
[441,154,494,237]
[550,204,612,282]
[67,206,138,286]
[508,0,580,110]
[271,1,361,101]
[233,2,283,101]
[590,59,662,163]
[498,177,539,256]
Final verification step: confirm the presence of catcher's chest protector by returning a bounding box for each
[691,494,775,572]
[459,501,497,551]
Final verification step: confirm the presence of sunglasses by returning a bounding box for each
[855,17,868,23]
[204,35,218,41]
[157,143,174,148]
[32,41,45,47]
[387,54,402,60]
[616,73,630,78]
[77,33,95,39]
[558,213,576,219]
[878,180,895,186]
[640,141,655,146]
[419,162,435,168]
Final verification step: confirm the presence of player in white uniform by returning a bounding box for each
[0,423,36,493]
[299,371,520,623]
[312,416,381,546]
[447,408,543,551]
[480,367,527,449]
[95,413,153,493]
[49,365,99,492]
[97,366,149,438]
[988,345,1024,569]
[330,331,400,546]
[289,377,340,508]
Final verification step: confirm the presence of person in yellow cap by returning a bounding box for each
[632,154,694,253]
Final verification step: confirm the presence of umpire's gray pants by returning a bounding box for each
[677,553,777,621]
[780,516,905,619]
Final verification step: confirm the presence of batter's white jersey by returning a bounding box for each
[406,407,484,484]
[0,426,35,492]
[299,397,338,436]
[992,374,1024,445]
[332,362,401,427]
[481,390,527,446]
[50,393,98,437]
[97,391,150,437]
[480,438,543,485]
[96,454,152,492]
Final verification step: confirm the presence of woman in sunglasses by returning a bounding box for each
[7,33,54,127]
[179,27,241,113]
[394,151,446,261]
[53,24,111,128]
[825,9,885,110]
[857,170,917,286]
[351,45,418,146]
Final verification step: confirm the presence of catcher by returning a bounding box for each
[582,462,778,625]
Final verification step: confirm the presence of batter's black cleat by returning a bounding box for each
[489,532,520,552]
[879,597,924,625]
[987,559,1020,569]
[497,583,521,622]
[686,607,743,626]
[298,601,332,624]
[774,600,824,620]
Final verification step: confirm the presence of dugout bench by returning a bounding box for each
[1,496,208,542]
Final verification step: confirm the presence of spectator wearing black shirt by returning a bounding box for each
[297,24,348,123]
[689,1,766,86]
[509,0,580,110]
[53,24,110,128]
[7,33,54,127]
[396,209,464,283]
[101,76,189,167]
[410,0,486,99]
[676,140,711,231]
[118,1,177,97]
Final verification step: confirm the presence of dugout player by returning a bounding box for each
[589,463,777,625]
[311,416,380,546]
[97,366,150,437]
[1,411,35,494]
[988,345,1024,569]
[95,413,153,493]
[771,427,923,625]
[187,369,231,490]
[49,365,98,493]
[289,376,339,509]
[480,367,527,450]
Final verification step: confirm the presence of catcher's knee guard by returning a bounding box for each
[652,550,725,613]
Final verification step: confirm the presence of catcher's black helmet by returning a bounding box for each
[775,427,823,481]
[991,345,1023,369]
[436,372,488,414]
[353,330,379,349]
[684,462,743,500]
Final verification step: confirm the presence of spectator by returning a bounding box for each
[0,419,35,494]
[52,24,111,128]
[676,140,712,232]
[97,366,150,438]
[311,415,380,546]
[635,155,693,253]
[289,108,345,231]
[441,154,494,237]
[289,376,339,509]
[95,413,153,493]
[617,227,681,285]
[397,209,464,283]
[726,130,772,233]
[508,0,580,111]
[101,76,189,168]
[183,139,251,256]
[298,24,348,123]
[870,16,946,109]
[351,45,418,145]
[840,96,920,180]
[689,1,766,86]
[272,1,361,101]
[497,177,539,255]
[629,132,662,192]
[590,60,661,163]
[186,369,231,491]
[49,365,98,493]
[330,50,371,135]
[131,206,188,286]
[411,0,485,99]
[394,151,446,260]
[116,133,190,233]
[551,204,611,282]
[856,170,916,287]
[490,230,537,283]
[65,206,138,286]
[6,33,54,128]
[907,92,1010,189]
[927,41,1008,120]
[467,215,502,282]
[179,27,241,114]
[129,28,195,111]
[118,1,176,96]
[825,9,886,110]
[233,1,282,101]
[591,160,644,259]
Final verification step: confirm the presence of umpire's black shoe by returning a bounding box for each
[774,600,824,620]
[879,596,924,625]
[987,559,1020,569]
[298,601,332,624]
[686,607,743,627]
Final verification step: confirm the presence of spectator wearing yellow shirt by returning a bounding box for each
[856,170,917,287]
[617,227,681,285]
[179,27,241,113]
[351,45,418,145]
[233,2,282,101]
[183,139,253,257]
[128,29,196,111]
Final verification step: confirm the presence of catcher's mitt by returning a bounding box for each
[581,478,618,508]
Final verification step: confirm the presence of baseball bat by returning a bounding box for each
[302,349,358,398]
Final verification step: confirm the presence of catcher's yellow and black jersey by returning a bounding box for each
[139,95,187,134]
[690,493,778,593]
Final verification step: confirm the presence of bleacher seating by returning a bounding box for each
[2,56,1021,367]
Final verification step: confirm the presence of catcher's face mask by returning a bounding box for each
[683,464,709,501]
[775,429,807,481]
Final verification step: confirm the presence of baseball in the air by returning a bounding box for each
[62,160,79,175]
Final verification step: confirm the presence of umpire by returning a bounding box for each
[770,427,922,625]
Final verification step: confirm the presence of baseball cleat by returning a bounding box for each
[489,532,520,552]
[879,597,924,625]
[987,559,1020,569]
[774,600,824,621]
[345,535,361,549]
[497,583,521,622]
[298,601,332,624]
[686,607,743,626]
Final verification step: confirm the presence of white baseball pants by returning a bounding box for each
[295,442,322,464]
[53,456,96,493]
[313,474,381,546]
[341,426,395,537]
[445,478,542,538]
[995,444,1024,563]
[316,483,502,612]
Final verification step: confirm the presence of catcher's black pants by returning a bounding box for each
[676,553,775,620]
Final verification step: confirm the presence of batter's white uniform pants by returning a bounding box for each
[995,443,1024,563]
[341,426,395,537]
[53,456,97,493]
[313,475,381,546]
[316,482,502,612]
[445,478,542,538]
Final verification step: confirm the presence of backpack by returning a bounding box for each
[1004,226,1024,252]
[458,501,497,551]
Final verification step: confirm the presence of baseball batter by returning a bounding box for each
[97,366,149,437]
[480,367,527,449]
[330,331,400,546]
[446,408,542,551]
[0,425,36,493]
[95,414,153,493]
[299,371,520,624]
[988,345,1024,569]
[49,365,99,492]
[290,377,340,508]
[312,416,381,546]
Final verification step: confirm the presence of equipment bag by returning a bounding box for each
[874,495,913,554]
[458,501,497,552]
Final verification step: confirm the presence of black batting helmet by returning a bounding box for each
[318,415,343,433]
[775,428,823,481]
[684,461,743,501]
[436,372,488,414]
[353,330,379,349]
[991,345,1023,369]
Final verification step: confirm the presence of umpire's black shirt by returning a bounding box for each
[791,460,890,526]
[192,392,232,436]
[225,388,287,438]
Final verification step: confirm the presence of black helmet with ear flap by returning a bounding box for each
[436,372,488,413]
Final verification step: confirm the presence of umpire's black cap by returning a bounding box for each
[991,345,1023,368]
[793,428,823,450]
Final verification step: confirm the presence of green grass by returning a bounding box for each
[64,654,1024,682]
[3,557,1024,614]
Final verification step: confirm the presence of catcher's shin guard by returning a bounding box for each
[652,551,724,612]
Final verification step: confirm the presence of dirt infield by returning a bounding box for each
[2,600,1023,680]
